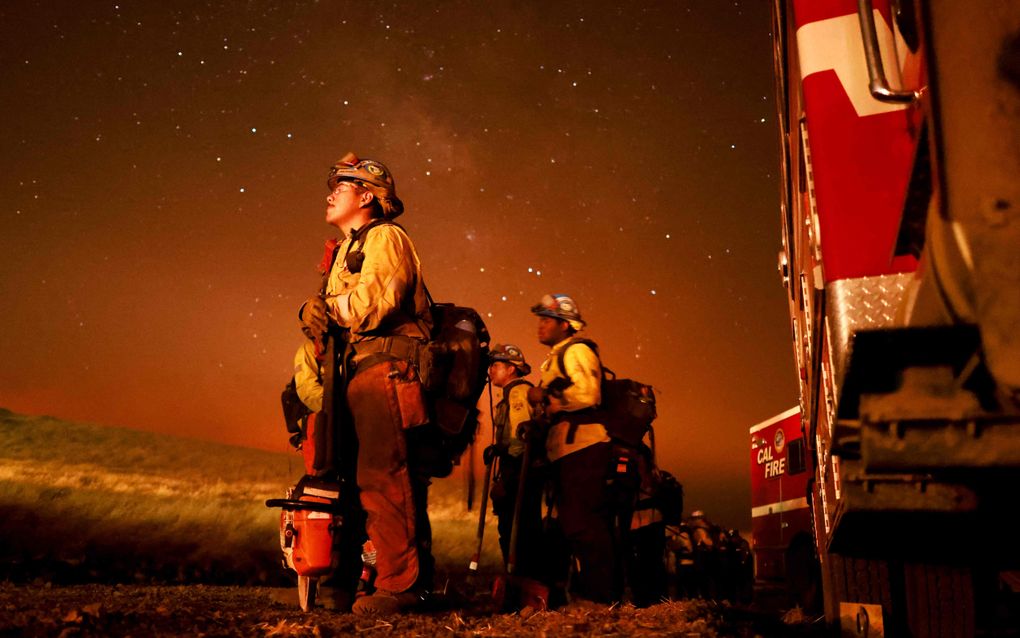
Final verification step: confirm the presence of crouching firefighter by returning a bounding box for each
[527,294,622,604]
[299,153,435,617]
[485,344,550,612]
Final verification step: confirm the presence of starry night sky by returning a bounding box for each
[0,1,798,529]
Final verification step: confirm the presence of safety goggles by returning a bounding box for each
[329,180,366,197]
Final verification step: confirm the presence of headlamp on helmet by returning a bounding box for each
[530,293,586,331]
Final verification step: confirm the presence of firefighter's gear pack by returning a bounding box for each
[553,338,658,447]
[420,302,491,468]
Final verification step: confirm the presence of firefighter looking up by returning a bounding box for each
[486,344,549,611]
[299,153,434,617]
[526,294,620,604]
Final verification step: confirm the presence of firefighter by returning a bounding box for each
[623,445,668,607]
[485,343,549,612]
[665,522,696,599]
[299,153,434,617]
[687,510,719,600]
[722,528,753,605]
[526,293,620,604]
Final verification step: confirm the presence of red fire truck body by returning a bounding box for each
[749,407,812,584]
[772,0,1020,634]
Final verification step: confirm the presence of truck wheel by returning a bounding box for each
[297,575,318,611]
[827,553,894,632]
[828,554,975,637]
[902,562,974,638]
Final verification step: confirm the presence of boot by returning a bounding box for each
[351,588,422,617]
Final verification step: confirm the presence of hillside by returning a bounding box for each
[0,408,498,586]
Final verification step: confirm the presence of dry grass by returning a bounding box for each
[0,409,803,636]
[0,408,501,585]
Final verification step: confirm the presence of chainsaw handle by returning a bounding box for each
[265,498,343,514]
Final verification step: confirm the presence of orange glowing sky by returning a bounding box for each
[0,1,797,529]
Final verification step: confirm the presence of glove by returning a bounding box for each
[516,419,545,442]
[483,444,507,465]
[300,296,329,336]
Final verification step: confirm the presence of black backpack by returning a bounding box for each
[555,338,657,447]
[418,302,491,475]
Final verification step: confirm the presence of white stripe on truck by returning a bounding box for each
[751,496,809,518]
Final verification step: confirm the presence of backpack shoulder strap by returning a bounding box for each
[503,377,534,395]
[350,219,434,334]
[554,337,601,378]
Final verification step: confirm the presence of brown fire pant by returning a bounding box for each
[346,357,433,594]
[554,441,619,603]
[492,454,548,581]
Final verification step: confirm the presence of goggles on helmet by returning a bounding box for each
[326,152,405,219]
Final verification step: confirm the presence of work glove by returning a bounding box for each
[300,296,329,336]
[516,419,545,442]
[483,444,507,465]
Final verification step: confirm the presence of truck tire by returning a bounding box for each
[902,562,974,638]
[826,553,894,634]
[830,554,893,615]
[827,553,975,637]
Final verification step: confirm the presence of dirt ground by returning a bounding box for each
[0,581,824,638]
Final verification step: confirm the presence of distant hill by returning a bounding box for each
[0,408,498,586]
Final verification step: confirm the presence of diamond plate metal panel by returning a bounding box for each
[826,273,914,395]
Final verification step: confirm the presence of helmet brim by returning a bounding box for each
[531,307,585,329]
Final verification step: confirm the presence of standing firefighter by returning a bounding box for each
[299,153,434,616]
[486,343,549,612]
[526,294,620,604]
[623,446,669,607]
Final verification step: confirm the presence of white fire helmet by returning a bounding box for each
[531,293,586,331]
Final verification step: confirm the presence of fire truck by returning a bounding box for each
[749,407,818,610]
[771,0,1020,635]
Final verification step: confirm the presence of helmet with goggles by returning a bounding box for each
[488,343,532,376]
[327,152,404,219]
[531,293,586,331]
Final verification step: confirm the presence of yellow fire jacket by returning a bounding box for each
[324,222,432,342]
[495,380,534,458]
[293,340,323,413]
[539,337,610,462]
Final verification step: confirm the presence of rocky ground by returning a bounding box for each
[0,582,827,638]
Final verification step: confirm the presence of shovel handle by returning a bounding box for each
[470,459,494,570]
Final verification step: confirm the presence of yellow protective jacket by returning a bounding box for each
[539,337,610,462]
[494,379,534,458]
[324,222,432,342]
[293,340,323,413]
